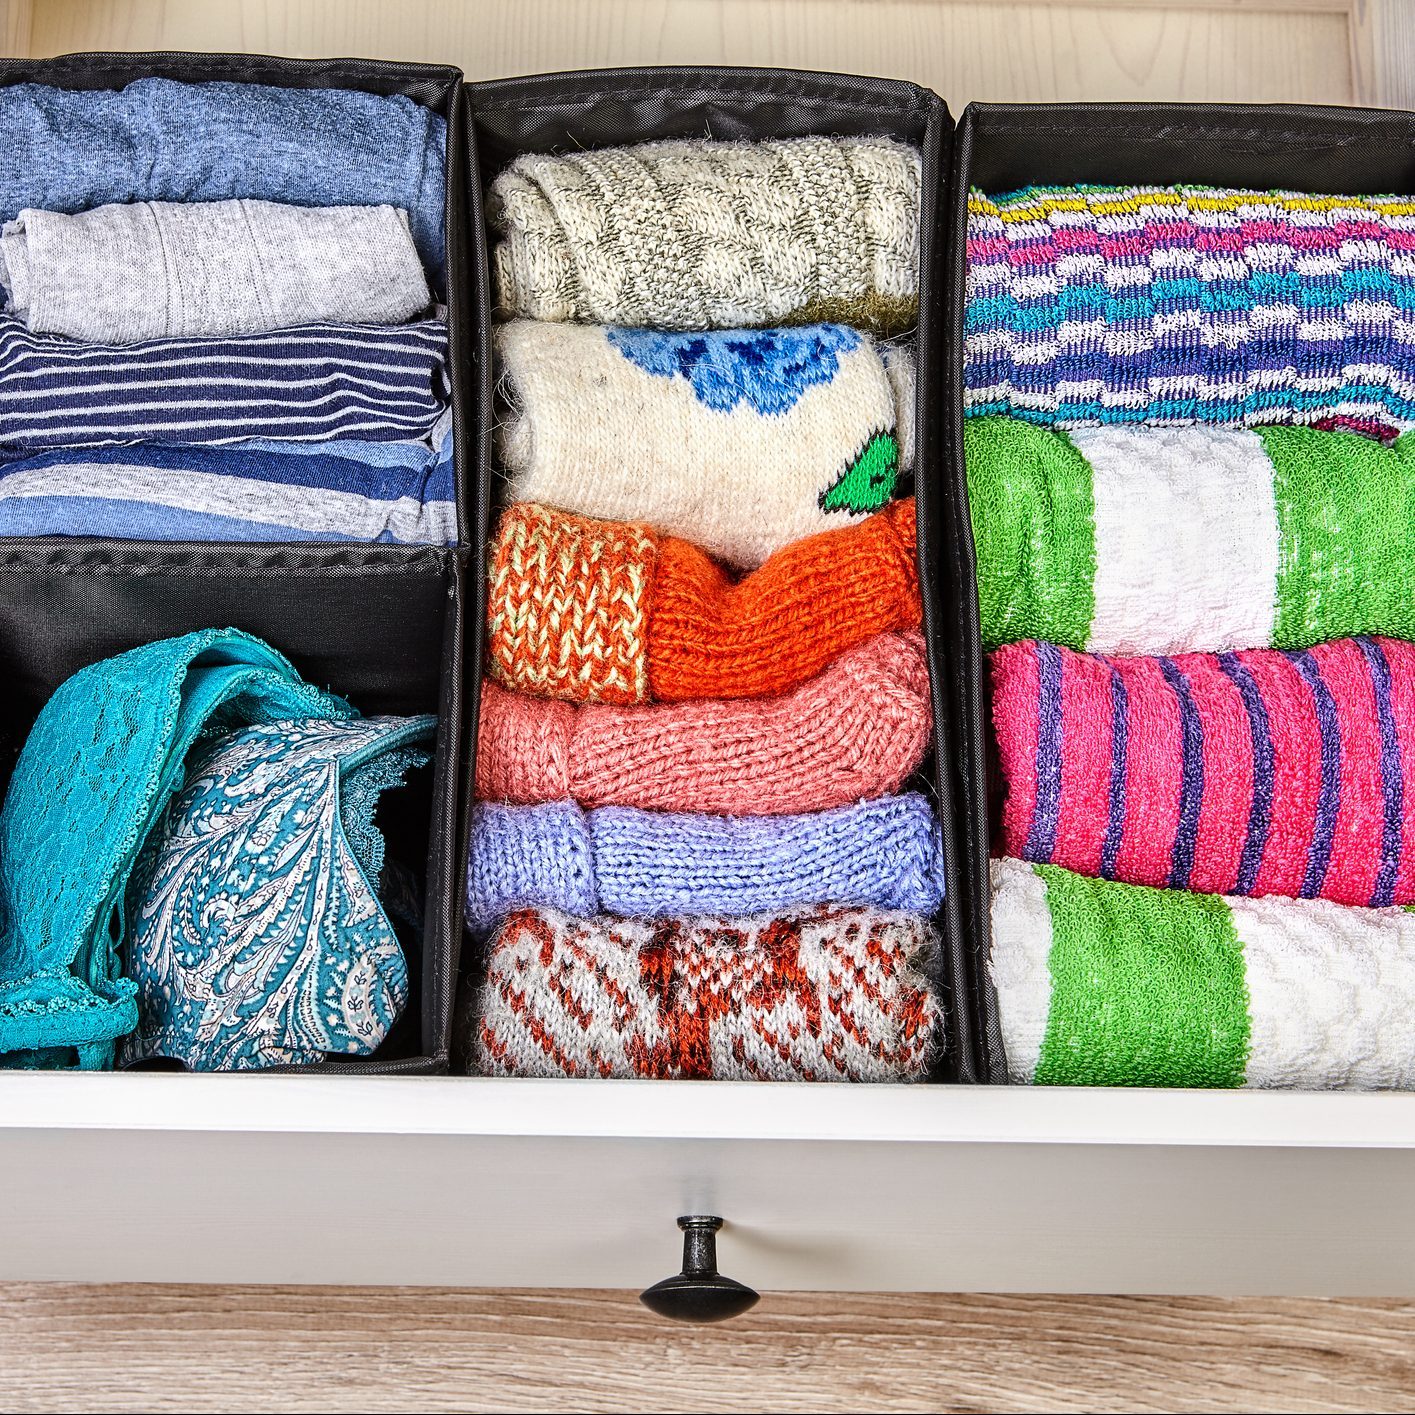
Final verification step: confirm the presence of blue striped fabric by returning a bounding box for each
[0,317,448,451]
[0,436,455,544]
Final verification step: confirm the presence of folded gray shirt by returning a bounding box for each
[1,199,431,342]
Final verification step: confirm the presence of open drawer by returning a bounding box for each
[4,1075,1415,1294]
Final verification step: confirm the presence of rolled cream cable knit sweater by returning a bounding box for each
[1,200,431,342]
[496,321,908,568]
[488,136,921,334]
[473,905,942,1083]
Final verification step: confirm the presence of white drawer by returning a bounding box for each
[2,1075,1414,1296]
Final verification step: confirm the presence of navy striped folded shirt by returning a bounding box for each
[0,435,455,544]
[0,316,448,450]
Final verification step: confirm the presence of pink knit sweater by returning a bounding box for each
[476,630,932,815]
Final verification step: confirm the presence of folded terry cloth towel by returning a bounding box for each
[0,629,352,1069]
[2,200,431,343]
[966,185,1415,430]
[992,635,1415,907]
[490,136,920,333]
[0,316,447,450]
[473,905,941,1082]
[967,417,1415,653]
[465,792,945,928]
[497,321,905,568]
[487,498,920,705]
[123,714,435,1071]
[0,433,455,543]
[0,79,447,277]
[476,632,931,815]
[989,856,1415,1089]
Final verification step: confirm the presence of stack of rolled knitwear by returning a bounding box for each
[465,134,948,1082]
[0,79,454,543]
[966,183,1415,1089]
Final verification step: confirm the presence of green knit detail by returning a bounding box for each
[1033,865,1250,1088]
[964,416,1095,649]
[820,429,898,515]
[1264,426,1415,648]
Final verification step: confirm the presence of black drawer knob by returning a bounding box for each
[639,1215,760,1324]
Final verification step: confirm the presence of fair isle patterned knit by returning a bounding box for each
[991,636,1415,908]
[965,186,1415,431]
[474,905,941,1082]
[476,631,931,816]
[989,857,1415,1089]
[489,137,920,334]
[966,417,1415,653]
[465,793,946,928]
[497,321,905,568]
[487,498,920,705]
[2,200,431,343]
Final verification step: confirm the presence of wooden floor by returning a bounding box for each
[0,1285,1412,1414]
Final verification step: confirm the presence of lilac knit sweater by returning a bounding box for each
[466,793,945,928]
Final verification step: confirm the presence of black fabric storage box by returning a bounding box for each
[948,100,1415,1086]
[0,52,474,1074]
[461,66,979,1082]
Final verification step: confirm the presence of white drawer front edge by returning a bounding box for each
[2,1075,1413,1295]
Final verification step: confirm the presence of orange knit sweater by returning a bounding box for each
[487,499,920,704]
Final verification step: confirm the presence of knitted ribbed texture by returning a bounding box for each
[991,636,1415,907]
[1,200,431,343]
[496,321,902,568]
[489,137,921,333]
[966,418,1415,653]
[476,632,931,814]
[966,185,1415,430]
[465,792,945,928]
[487,498,920,705]
[989,857,1415,1089]
[473,905,941,1082]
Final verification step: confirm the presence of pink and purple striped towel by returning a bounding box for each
[991,636,1415,907]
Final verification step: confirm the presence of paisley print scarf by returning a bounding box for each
[123,714,436,1071]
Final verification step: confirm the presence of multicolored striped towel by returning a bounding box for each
[966,186,1415,431]
[989,857,1415,1089]
[966,417,1415,653]
[991,636,1415,907]
[0,432,454,543]
[0,316,447,450]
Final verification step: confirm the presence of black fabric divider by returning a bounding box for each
[0,53,474,1072]
[0,541,464,1073]
[463,67,977,1082]
[950,100,1415,1085]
